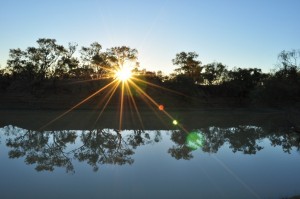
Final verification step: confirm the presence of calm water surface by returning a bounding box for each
[0,125,300,199]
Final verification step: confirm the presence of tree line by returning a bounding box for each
[1,38,139,80]
[0,38,300,106]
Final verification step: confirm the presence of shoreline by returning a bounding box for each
[1,107,299,131]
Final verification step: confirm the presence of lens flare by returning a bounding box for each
[158,105,164,111]
[186,131,204,150]
[173,120,178,125]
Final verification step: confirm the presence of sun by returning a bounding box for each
[115,66,132,82]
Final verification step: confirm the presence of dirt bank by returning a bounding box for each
[1,108,299,131]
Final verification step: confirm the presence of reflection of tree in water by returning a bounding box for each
[3,125,300,172]
[4,126,162,173]
[73,129,134,172]
[225,126,264,154]
[168,125,300,160]
[6,128,76,173]
[201,127,226,153]
[74,129,162,171]
[168,130,193,160]
[127,130,162,149]
[268,127,300,154]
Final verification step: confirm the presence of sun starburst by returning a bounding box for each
[115,66,132,82]
[40,63,189,133]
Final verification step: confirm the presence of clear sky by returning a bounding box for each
[1,0,300,74]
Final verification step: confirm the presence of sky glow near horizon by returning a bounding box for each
[1,0,300,74]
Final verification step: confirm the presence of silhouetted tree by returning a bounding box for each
[2,39,300,107]
[80,42,108,78]
[7,38,66,81]
[255,50,300,105]
[7,48,34,80]
[106,46,139,75]
[31,38,66,80]
[202,62,228,85]
[226,67,266,100]
[275,49,300,79]
[0,68,11,90]
[55,42,79,79]
[172,52,202,83]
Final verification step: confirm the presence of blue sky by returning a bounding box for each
[1,0,300,74]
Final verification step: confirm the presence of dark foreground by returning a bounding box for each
[1,108,300,131]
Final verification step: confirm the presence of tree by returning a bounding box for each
[228,68,265,86]
[7,38,66,81]
[226,67,266,98]
[202,62,228,85]
[273,49,300,82]
[172,52,202,83]
[106,46,139,75]
[32,38,66,80]
[0,67,10,90]
[256,50,300,104]
[6,48,31,79]
[55,42,79,78]
[80,42,108,78]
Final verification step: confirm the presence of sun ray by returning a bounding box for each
[131,76,201,100]
[129,80,172,119]
[65,74,116,85]
[94,80,119,109]
[40,65,190,133]
[128,79,159,107]
[39,79,118,130]
[128,79,189,133]
[119,81,125,131]
[125,81,144,129]
[93,81,120,126]
[128,80,172,128]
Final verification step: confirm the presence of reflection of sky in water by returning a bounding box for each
[0,126,300,199]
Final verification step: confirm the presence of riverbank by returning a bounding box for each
[1,79,300,131]
[1,108,299,131]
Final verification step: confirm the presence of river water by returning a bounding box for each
[0,124,299,199]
